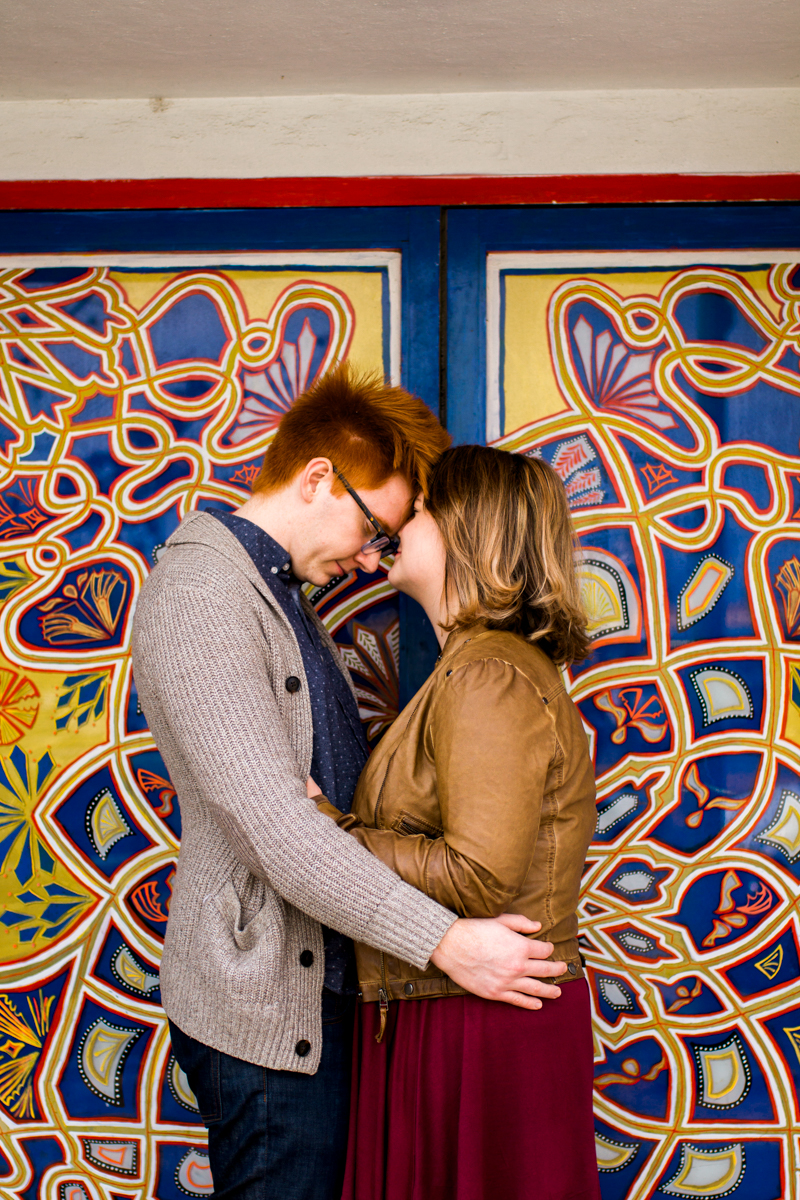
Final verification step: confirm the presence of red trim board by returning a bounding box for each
[0,174,798,210]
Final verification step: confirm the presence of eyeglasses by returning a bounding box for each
[332,464,400,557]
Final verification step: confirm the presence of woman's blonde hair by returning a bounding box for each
[426,444,590,665]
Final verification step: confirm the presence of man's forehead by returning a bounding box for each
[362,475,413,532]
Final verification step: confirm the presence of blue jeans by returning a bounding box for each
[168,990,355,1199]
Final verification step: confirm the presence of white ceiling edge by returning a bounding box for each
[1,89,798,180]
[2,0,797,99]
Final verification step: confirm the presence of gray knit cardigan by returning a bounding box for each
[131,512,456,1072]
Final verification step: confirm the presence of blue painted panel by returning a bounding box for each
[446,203,800,1199]
[1,206,442,700]
[446,204,800,445]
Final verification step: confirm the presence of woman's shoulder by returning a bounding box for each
[452,627,563,691]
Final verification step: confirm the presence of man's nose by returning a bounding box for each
[353,547,383,573]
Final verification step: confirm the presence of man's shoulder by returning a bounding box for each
[164,510,246,563]
[144,512,258,594]
[144,541,248,599]
[132,540,288,673]
[137,515,277,624]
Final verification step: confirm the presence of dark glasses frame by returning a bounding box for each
[331,464,400,556]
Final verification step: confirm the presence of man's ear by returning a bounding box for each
[300,458,334,502]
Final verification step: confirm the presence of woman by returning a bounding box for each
[314,444,600,1200]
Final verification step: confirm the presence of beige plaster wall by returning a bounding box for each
[1,89,798,180]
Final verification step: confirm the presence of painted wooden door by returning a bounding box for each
[0,207,439,1200]
[447,205,800,1200]
[2,200,800,1200]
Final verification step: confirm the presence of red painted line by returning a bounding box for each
[0,174,798,210]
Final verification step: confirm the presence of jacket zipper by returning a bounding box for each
[373,644,470,1043]
[373,682,438,831]
[376,953,390,1043]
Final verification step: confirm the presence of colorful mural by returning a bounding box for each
[4,227,799,1200]
[493,255,800,1199]
[0,256,403,1199]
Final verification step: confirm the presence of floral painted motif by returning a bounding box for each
[338,615,400,743]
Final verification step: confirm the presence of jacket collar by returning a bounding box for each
[439,621,491,664]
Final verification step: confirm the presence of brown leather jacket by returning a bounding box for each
[318,623,596,1014]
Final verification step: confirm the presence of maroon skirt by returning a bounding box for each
[341,980,600,1200]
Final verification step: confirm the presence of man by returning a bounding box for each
[132,364,566,1199]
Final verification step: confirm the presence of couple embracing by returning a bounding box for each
[132,365,601,1200]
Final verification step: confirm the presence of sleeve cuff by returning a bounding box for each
[364,879,458,969]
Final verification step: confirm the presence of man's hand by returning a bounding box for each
[430,914,566,1010]
[306,776,323,798]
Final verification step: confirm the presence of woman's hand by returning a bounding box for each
[306,776,323,798]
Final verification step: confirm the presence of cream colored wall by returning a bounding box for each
[2,89,798,179]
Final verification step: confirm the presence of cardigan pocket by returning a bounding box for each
[193,880,285,1003]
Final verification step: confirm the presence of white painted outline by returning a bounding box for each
[0,250,403,385]
[486,248,800,443]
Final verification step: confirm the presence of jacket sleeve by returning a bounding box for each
[319,658,556,917]
[131,572,456,967]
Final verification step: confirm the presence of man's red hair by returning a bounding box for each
[252,362,451,496]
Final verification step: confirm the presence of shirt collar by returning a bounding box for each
[206,509,295,586]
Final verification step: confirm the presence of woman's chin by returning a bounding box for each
[387,562,406,592]
[388,559,423,602]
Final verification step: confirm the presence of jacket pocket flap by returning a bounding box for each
[391,810,443,838]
